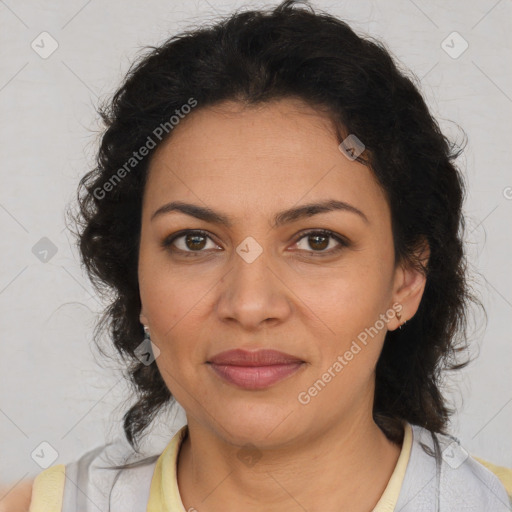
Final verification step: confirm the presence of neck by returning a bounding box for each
[177,407,402,512]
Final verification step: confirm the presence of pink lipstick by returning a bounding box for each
[207,349,305,390]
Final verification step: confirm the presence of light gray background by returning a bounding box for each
[1,0,511,485]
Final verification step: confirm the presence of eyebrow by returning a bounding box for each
[151,199,369,228]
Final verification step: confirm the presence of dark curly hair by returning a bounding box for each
[68,0,483,453]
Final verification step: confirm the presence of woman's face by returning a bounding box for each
[138,98,427,447]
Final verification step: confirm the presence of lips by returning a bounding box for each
[208,349,303,366]
[207,349,305,390]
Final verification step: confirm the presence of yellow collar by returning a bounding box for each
[146,424,189,512]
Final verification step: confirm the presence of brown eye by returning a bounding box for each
[293,230,349,255]
[162,230,220,255]
[307,233,329,251]
[184,232,207,250]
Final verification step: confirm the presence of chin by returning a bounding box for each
[211,405,301,448]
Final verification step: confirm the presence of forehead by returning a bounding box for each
[143,98,389,226]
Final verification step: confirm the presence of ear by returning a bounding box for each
[139,308,149,327]
[389,238,430,331]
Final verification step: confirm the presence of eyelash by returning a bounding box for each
[161,229,350,258]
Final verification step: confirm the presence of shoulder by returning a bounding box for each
[29,437,159,512]
[395,423,511,511]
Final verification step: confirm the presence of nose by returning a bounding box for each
[215,248,293,331]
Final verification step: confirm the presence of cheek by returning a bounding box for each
[301,275,388,405]
[139,254,207,333]
[139,273,202,376]
[302,261,391,369]
[150,314,205,407]
[313,264,389,325]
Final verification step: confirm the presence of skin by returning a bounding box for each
[138,97,429,512]
[0,480,33,512]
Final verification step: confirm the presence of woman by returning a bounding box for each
[27,0,511,511]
